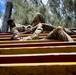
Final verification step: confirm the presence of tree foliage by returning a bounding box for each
[11,0,76,28]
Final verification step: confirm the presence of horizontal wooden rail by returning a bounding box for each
[0,34,48,37]
[0,39,61,44]
[0,65,76,75]
[0,38,76,44]
[0,42,76,48]
[0,36,45,40]
[0,45,76,54]
[0,35,76,42]
[0,53,76,64]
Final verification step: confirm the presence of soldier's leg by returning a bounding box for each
[30,13,45,26]
[19,23,43,41]
[45,26,74,42]
[63,28,76,35]
[31,23,56,32]
[41,23,56,31]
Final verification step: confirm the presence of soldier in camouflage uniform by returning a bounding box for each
[7,18,28,35]
[7,12,75,35]
[8,13,75,41]
[19,23,73,42]
[7,13,45,35]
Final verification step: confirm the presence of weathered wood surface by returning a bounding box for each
[0,42,76,48]
[0,65,76,75]
[0,53,76,75]
[0,53,76,63]
[0,45,76,54]
[0,37,75,44]
[0,39,61,44]
[0,35,45,40]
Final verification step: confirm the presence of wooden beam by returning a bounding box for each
[0,41,76,48]
[0,45,76,55]
[0,65,76,75]
[2,2,13,32]
[0,53,76,63]
[0,37,75,42]
[0,39,61,44]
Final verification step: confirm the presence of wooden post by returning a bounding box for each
[2,2,13,33]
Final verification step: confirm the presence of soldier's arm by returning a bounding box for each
[11,27,20,35]
[19,23,43,41]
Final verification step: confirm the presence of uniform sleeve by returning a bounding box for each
[11,27,20,35]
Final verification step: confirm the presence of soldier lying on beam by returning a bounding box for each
[7,13,75,41]
[7,13,45,35]
[7,13,75,35]
[11,23,73,42]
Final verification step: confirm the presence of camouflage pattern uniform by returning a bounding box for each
[45,28,74,41]
[11,13,74,41]
[11,13,45,35]
[19,24,74,42]
[11,24,32,35]
[19,27,43,41]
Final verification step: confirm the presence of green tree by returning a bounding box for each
[11,0,76,28]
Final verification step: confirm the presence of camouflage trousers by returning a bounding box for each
[45,29,73,41]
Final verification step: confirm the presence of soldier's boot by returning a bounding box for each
[63,28,76,35]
